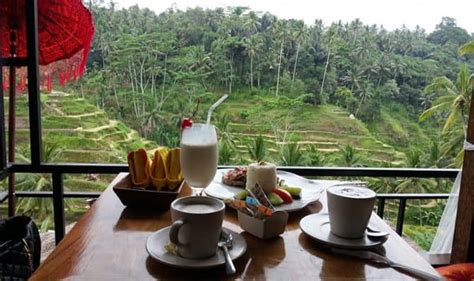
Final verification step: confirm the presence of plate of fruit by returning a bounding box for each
[205,162,325,212]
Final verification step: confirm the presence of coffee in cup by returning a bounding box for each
[169,196,225,259]
[327,185,376,239]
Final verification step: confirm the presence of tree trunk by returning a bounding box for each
[355,92,365,117]
[275,40,284,96]
[320,48,331,100]
[229,53,234,95]
[128,61,139,117]
[250,55,254,90]
[161,53,168,106]
[291,42,301,93]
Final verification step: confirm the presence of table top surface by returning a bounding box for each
[31,173,440,280]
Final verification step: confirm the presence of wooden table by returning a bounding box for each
[31,173,440,280]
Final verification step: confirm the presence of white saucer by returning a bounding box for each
[146,227,247,269]
[300,213,388,249]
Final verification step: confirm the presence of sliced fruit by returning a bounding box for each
[273,188,293,203]
[234,190,249,200]
[268,192,284,206]
[281,186,302,197]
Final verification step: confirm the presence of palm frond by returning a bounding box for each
[419,101,451,122]
[442,109,461,133]
[459,41,474,56]
[424,76,455,94]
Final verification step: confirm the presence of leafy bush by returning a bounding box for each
[239,110,250,120]
[304,145,326,166]
[219,141,234,165]
[280,142,304,166]
[247,135,266,162]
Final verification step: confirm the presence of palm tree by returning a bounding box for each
[419,65,474,167]
[243,35,263,90]
[290,21,309,91]
[342,66,364,93]
[219,140,234,165]
[16,143,67,231]
[420,65,474,135]
[394,149,436,193]
[215,112,235,149]
[280,142,304,166]
[247,135,266,162]
[273,20,288,96]
[338,145,361,167]
[423,140,445,168]
[243,11,261,35]
[304,145,325,166]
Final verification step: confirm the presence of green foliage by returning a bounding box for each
[304,145,326,166]
[412,202,446,226]
[403,225,437,251]
[338,145,362,167]
[219,141,234,165]
[247,135,266,162]
[280,142,304,166]
[459,40,474,56]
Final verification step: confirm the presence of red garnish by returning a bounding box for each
[181,118,193,129]
[181,98,201,130]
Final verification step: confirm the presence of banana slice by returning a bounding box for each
[166,148,183,190]
[127,148,150,188]
[150,148,168,190]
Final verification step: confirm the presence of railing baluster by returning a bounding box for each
[26,0,43,165]
[52,172,65,244]
[377,198,385,218]
[396,198,407,235]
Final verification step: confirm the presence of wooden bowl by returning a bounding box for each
[112,173,183,210]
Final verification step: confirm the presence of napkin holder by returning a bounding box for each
[238,210,288,239]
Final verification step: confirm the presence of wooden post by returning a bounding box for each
[451,90,474,263]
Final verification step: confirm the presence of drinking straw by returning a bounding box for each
[206,94,228,125]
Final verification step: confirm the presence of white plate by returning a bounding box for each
[146,227,247,269]
[205,169,326,212]
[299,213,388,249]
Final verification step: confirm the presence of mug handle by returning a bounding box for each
[169,220,185,246]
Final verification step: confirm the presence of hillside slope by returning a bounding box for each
[214,94,407,165]
[7,91,155,164]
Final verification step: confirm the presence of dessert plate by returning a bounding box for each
[205,169,329,212]
[146,227,247,269]
[299,213,388,249]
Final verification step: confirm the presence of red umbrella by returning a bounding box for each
[1,0,94,79]
[0,0,95,216]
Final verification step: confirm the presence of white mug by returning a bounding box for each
[327,185,376,239]
[169,196,225,259]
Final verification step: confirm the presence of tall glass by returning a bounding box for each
[180,124,218,196]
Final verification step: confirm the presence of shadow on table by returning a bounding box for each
[113,206,171,232]
[286,201,323,230]
[297,232,393,279]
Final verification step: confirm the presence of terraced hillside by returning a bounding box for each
[215,95,406,165]
[7,91,155,164]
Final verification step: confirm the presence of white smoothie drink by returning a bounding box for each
[180,124,218,189]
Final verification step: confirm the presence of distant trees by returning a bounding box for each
[78,2,474,169]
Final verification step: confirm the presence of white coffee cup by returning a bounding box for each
[327,185,376,239]
[169,196,225,259]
